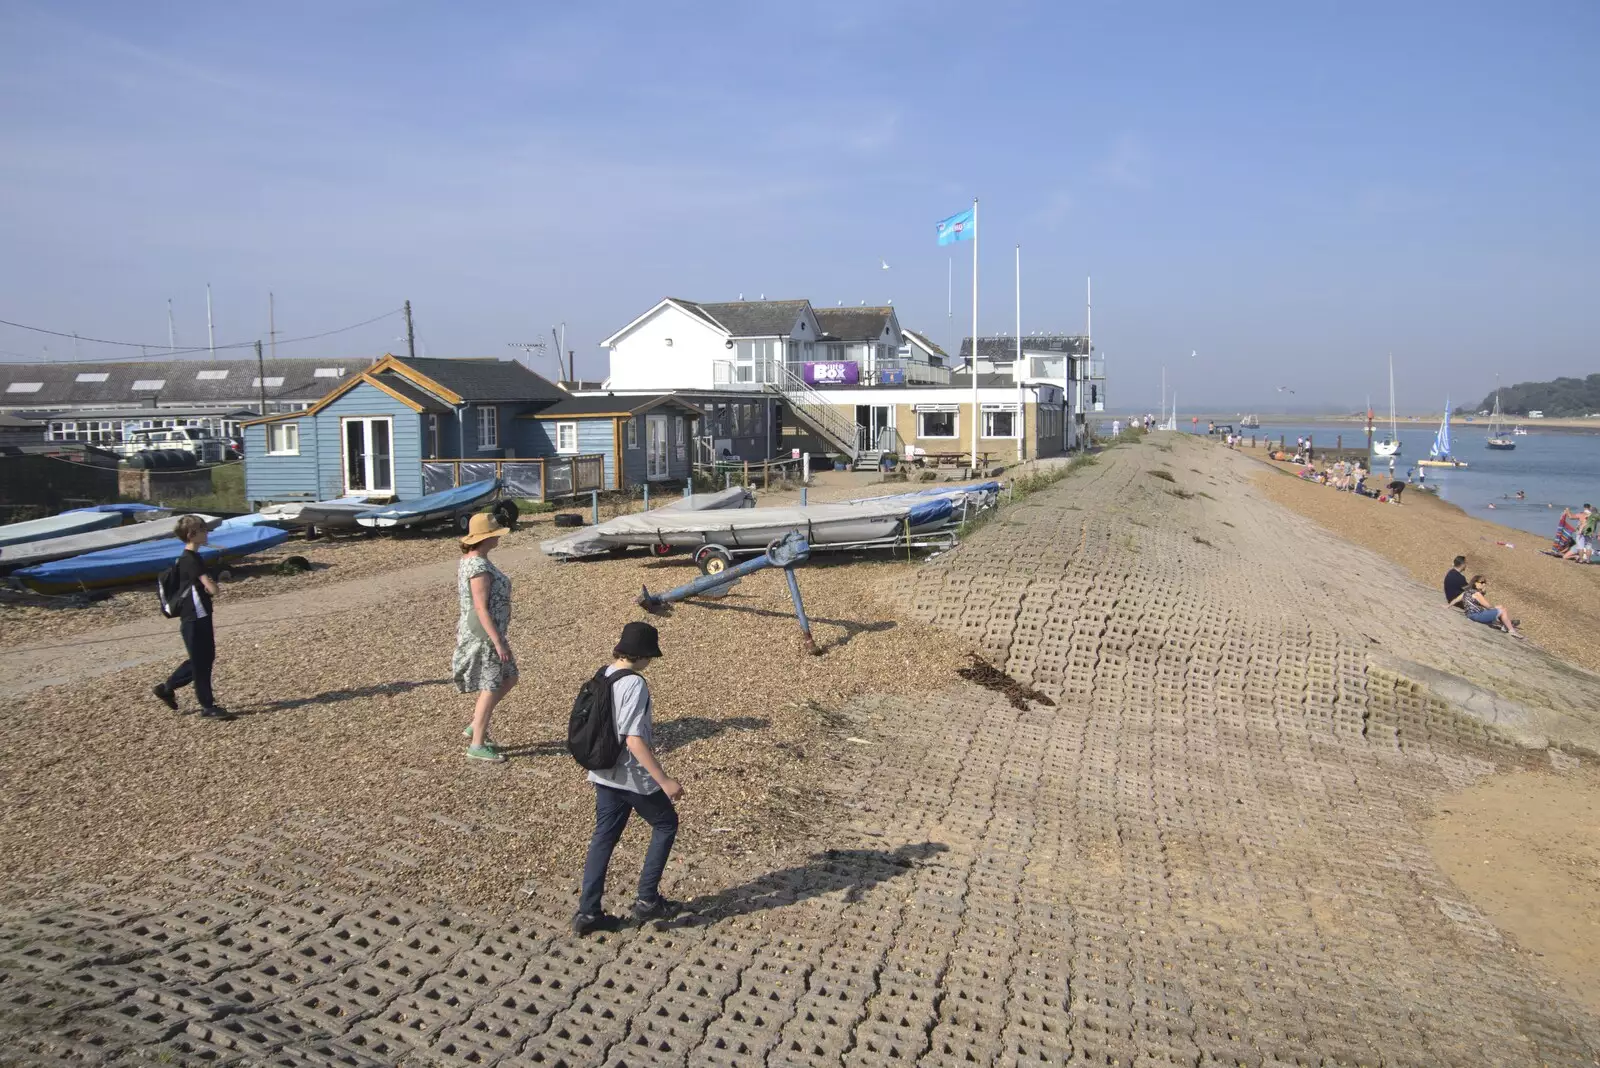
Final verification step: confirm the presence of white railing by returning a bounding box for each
[711,358,779,390]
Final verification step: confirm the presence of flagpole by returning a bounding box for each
[1015,244,1023,461]
[947,257,952,318]
[970,197,979,469]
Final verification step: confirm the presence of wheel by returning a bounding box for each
[652,543,674,557]
[457,513,474,532]
[695,545,733,576]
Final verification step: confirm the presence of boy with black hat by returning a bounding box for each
[573,621,685,935]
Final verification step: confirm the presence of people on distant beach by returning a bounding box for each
[453,512,518,762]
[151,514,232,720]
[1452,575,1523,639]
[1111,419,1121,437]
[1443,555,1468,604]
[1385,479,1405,503]
[1559,504,1597,562]
[573,621,684,936]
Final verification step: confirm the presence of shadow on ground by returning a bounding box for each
[675,599,897,651]
[671,842,948,926]
[240,678,452,715]
[494,715,770,760]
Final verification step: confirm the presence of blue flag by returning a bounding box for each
[936,207,975,246]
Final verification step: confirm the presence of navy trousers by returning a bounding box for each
[578,783,678,916]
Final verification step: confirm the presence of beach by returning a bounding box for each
[2,434,1598,1063]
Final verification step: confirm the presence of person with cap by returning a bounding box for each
[573,620,685,935]
[453,511,517,762]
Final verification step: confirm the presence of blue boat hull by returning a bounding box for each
[12,525,291,594]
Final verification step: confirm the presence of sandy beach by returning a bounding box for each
[2,434,1598,1064]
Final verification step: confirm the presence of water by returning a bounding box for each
[1181,421,1600,538]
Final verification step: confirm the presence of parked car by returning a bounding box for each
[116,426,227,464]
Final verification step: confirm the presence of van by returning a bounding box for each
[117,426,226,463]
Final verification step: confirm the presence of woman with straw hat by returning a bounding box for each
[453,511,517,761]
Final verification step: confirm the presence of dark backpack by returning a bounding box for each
[156,562,186,618]
[567,667,637,770]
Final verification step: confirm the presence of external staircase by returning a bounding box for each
[764,365,863,463]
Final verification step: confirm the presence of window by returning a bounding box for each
[251,376,284,388]
[266,423,300,455]
[342,417,393,494]
[74,372,109,383]
[196,369,229,380]
[477,405,498,449]
[626,416,639,449]
[5,382,42,393]
[674,415,687,462]
[131,379,165,390]
[555,421,578,454]
[313,367,344,378]
[983,410,1016,438]
[918,410,958,438]
[733,339,778,384]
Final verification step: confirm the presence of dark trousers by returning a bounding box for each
[578,784,678,916]
[166,615,216,708]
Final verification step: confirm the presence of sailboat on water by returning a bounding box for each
[1372,354,1401,458]
[1486,379,1516,450]
[1418,397,1469,467]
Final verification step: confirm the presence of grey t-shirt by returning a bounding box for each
[585,666,658,795]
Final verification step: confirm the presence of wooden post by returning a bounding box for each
[743,460,749,486]
[764,461,770,490]
[1337,434,1342,450]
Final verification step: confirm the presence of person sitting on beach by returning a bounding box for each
[1563,506,1599,562]
[1453,575,1523,639]
[1443,556,1468,605]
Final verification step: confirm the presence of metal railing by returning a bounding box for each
[764,364,859,458]
[870,359,951,385]
[419,454,605,501]
[711,358,780,390]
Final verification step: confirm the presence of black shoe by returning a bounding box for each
[199,706,235,721]
[151,684,178,712]
[629,897,684,926]
[571,912,619,937]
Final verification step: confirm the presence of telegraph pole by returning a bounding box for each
[404,300,416,360]
[255,341,267,414]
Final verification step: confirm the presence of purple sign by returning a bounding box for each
[802,361,859,386]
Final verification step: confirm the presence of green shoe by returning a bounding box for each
[462,727,501,749]
[465,744,505,763]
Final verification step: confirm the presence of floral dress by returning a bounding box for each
[452,555,515,693]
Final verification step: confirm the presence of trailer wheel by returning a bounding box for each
[695,545,732,576]
[651,543,674,557]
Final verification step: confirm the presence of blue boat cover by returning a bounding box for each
[355,478,500,527]
[63,503,167,516]
[14,525,291,591]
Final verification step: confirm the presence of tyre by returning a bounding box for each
[695,545,732,576]
[651,543,674,557]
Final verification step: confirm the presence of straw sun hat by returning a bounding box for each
[460,512,509,547]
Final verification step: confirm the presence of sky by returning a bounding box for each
[1,1,1596,411]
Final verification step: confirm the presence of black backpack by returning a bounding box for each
[156,562,186,618]
[567,667,637,770]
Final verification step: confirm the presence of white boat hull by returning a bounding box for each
[588,502,911,551]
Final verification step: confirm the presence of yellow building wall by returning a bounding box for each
[890,401,1066,461]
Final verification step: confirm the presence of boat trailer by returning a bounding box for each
[636,531,820,655]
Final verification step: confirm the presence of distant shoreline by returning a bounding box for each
[1099,413,1600,435]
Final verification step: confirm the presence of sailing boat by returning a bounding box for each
[1418,397,1468,467]
[1160,392,1178,431]
[1372,354,1401,458]
[1486,379,1515,450]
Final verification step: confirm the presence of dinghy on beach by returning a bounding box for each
[354,479,500,530]
[11,524,290,594]
[0,510,122,549]
[257,495,372,531]
[541,487,754,559]
[0,515,220,570]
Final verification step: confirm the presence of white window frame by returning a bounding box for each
[918,410,959,439]
[555,421,579,455]
[982,409,1016,439]
[626,415,640,449]
[6,382,43,394]
[266,422,301,456]
[477,405,499,449]
[340,416,394,495]
[75,372,109,383]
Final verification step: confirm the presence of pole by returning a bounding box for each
[1015,244,1024,461]
[167,299,176,354]
[404,300,416,360]
[1084,276,1092,452]
[970,197,980,469]
[255,341,267,414]
[206,284,215,358]
[947,257,952,319]
[269,291,277,361]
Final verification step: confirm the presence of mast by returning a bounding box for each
[1014,244,1023,460]
[969,198,979,469]
[269,291,277,361]
[166,300,176,354]
[206,284,215,358]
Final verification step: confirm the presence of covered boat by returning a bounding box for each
[63,503,169,520]
[258,495,373,530]
[0,509,122,549]
[0,515,220,570]
[585,500,913,551]
[355,479,500,530]
[11,524,291,594]
[542,487,754,559]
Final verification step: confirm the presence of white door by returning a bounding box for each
[343,417,394,494]
[646,414,669,480]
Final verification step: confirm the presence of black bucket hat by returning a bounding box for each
[615,621,664,660]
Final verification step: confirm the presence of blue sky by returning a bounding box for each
[1,1,1595,410]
